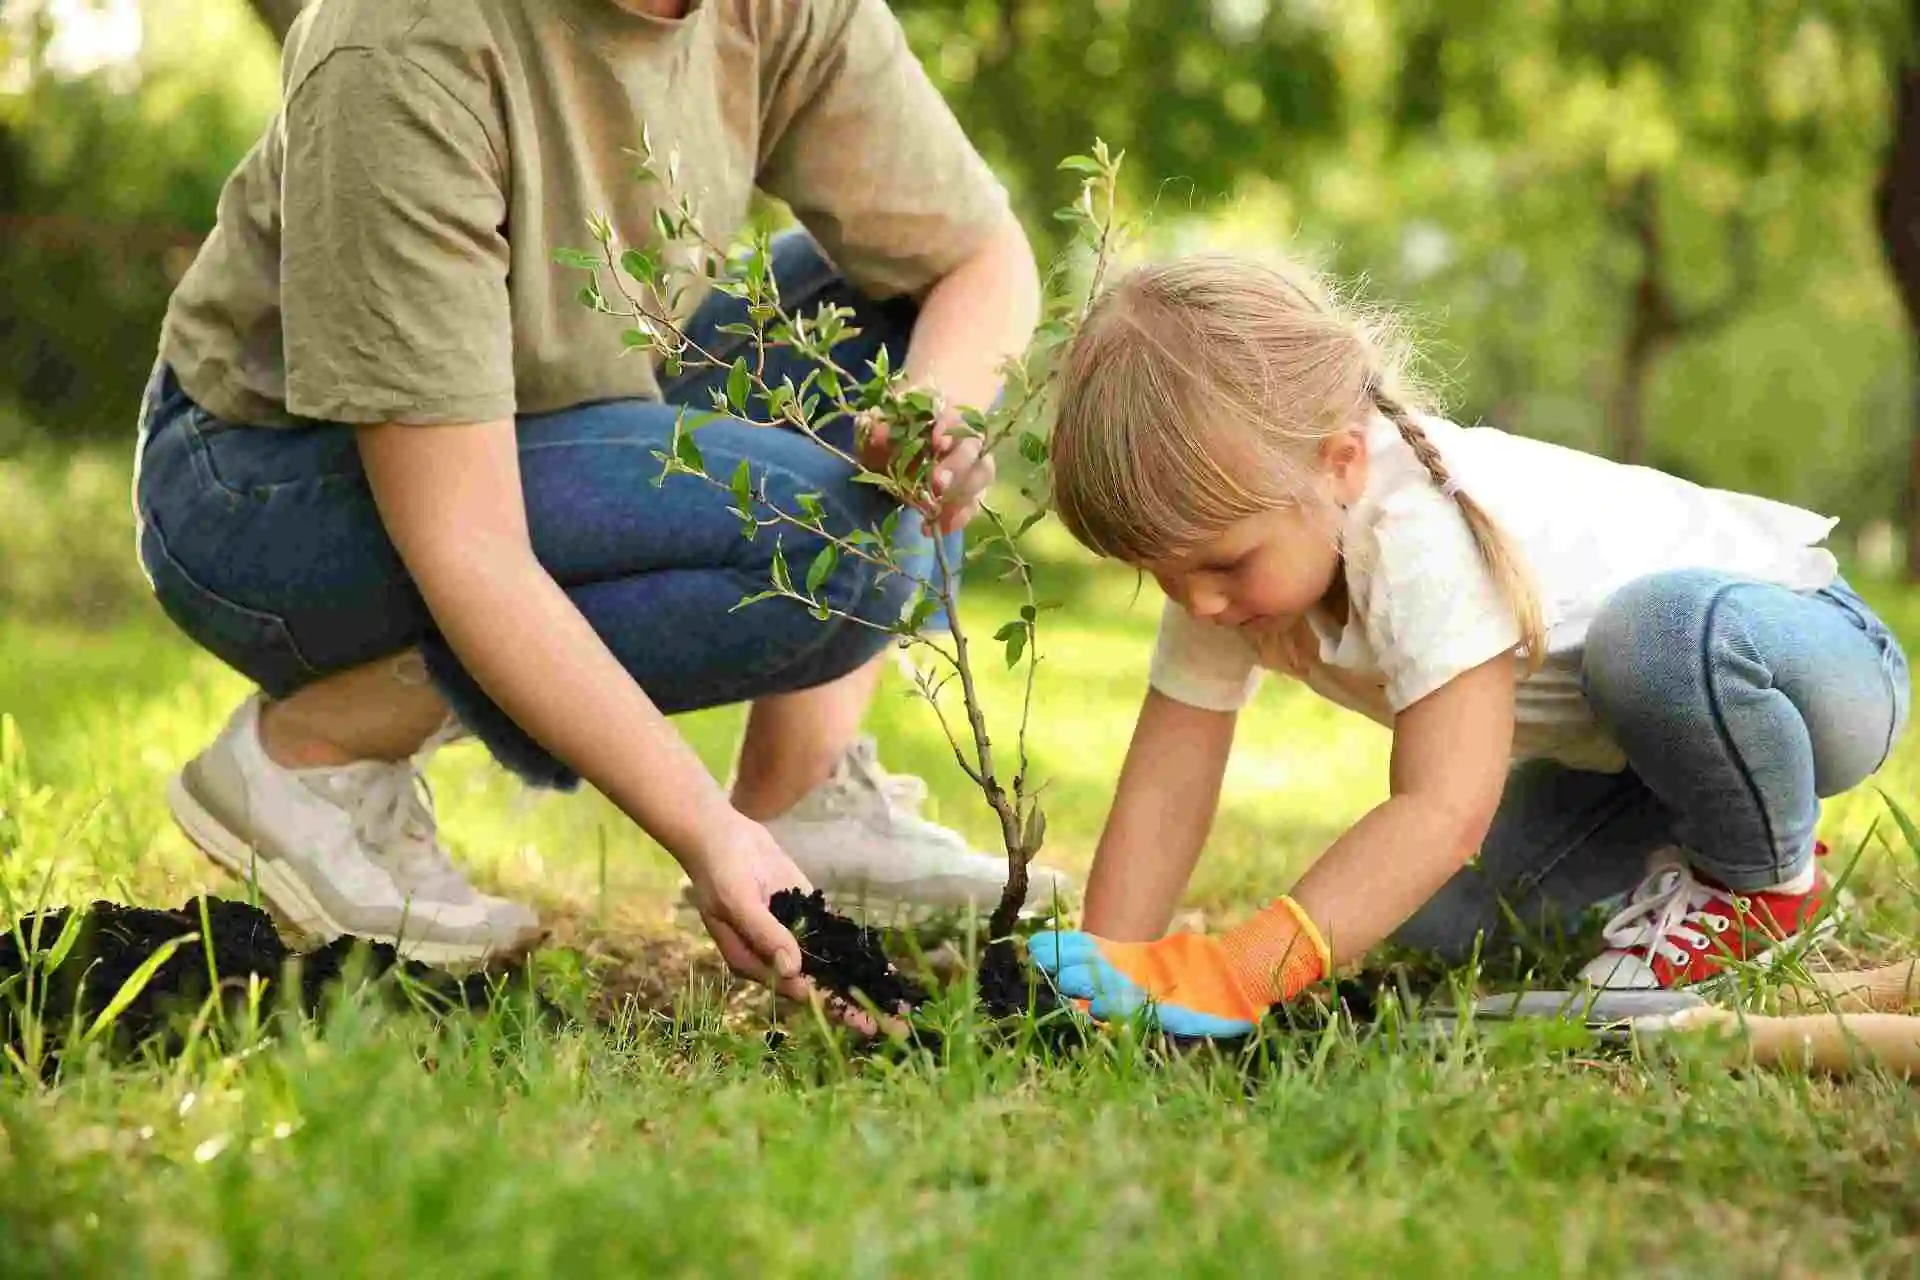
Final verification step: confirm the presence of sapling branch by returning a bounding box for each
[563,135,1127,954]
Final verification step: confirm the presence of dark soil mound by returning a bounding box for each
[769,888,1418,1061]
[0,896,546,1071]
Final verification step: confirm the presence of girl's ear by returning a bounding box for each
[1321,427,1369,504]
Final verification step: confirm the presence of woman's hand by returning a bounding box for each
[682,816,885,1034]
[857,405,996,534]
[682,816,817,1002]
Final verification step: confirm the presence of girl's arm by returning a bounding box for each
[1081,689,1239,941]
[1288,653,1515,965]
[1027,655,1515,1038]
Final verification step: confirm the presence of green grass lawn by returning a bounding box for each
[3,478,1919,1274]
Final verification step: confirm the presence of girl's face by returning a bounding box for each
[1144,428,1368,631]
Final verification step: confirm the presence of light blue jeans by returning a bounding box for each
[1392,569,1911,961]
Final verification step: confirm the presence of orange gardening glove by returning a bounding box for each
[1026,897,1331,1038]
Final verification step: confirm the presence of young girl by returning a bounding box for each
[1026,254,1911,1039]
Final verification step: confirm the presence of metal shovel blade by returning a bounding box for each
[1418,987,1708,1044]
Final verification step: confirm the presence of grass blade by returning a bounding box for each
[78,931,197,1049]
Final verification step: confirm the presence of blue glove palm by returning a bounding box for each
[1027,929,1262,1039]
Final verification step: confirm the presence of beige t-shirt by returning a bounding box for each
[1149,412,1840,773]
[159,0,1011,427]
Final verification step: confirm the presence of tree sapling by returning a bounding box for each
[556,136,1127,1025]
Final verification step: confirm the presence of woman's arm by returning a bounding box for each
[356,418,818,999]
[902,212,1041,414]
[1080,689,1238,941]
[1287,654,1516,965]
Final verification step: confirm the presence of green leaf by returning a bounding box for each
[806,544,839,594]
[770,545,792,593]
[1057,154,1103,174]
[1021,804,1048,855]
[620,327,653,349]
[1020,604,1037,622]
[726,358,751,412]
[816,367,842,399]
[1013,509,1048,539]
[553,246,603,270]
[879,506,903,547]
[674,429,703,473]
[730,458,752,509]
[1019,431,1049,464]
[913,594,944,637]
[576,282,605,311]
[620,248,659,285]
[1004,624,1027,668]
[796,492,826,524]
[729,591,782,613]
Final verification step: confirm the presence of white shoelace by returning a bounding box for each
[327,760,469,900]
[1598,863,1736,969]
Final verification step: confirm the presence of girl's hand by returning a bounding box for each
[1029,896,1329,1039]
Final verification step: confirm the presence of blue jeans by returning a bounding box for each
[132,232,961,790]
[1392,569,1911,962]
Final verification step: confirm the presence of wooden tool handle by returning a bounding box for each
[1664,1007,1920,1077]
[1775,961,1920,1015]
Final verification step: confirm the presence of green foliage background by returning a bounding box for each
[0,0,1913,547]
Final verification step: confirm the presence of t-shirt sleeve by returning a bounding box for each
[279,48,513,425]
[755,0,1014,300]
[1364,493,1523,711]
[1148,599,1264,712]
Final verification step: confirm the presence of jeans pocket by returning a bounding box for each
[182,413,365,503]
[139,516,320,696]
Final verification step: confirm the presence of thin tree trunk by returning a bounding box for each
[1609,175,1678,466]
[1909,357,1920,580]
[247,0,308,45]
[1876,42,1920,579]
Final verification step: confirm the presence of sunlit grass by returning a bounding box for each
[1,456,1918,1274]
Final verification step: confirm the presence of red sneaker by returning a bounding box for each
[1578,845,1842,991]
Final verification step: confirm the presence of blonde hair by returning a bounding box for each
[1050,254,1546,670]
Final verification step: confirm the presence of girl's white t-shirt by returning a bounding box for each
[1148,412,1840,772]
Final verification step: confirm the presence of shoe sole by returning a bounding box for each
[165,771,521,968]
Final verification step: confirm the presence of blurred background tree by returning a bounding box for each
[3,0,1917,581]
